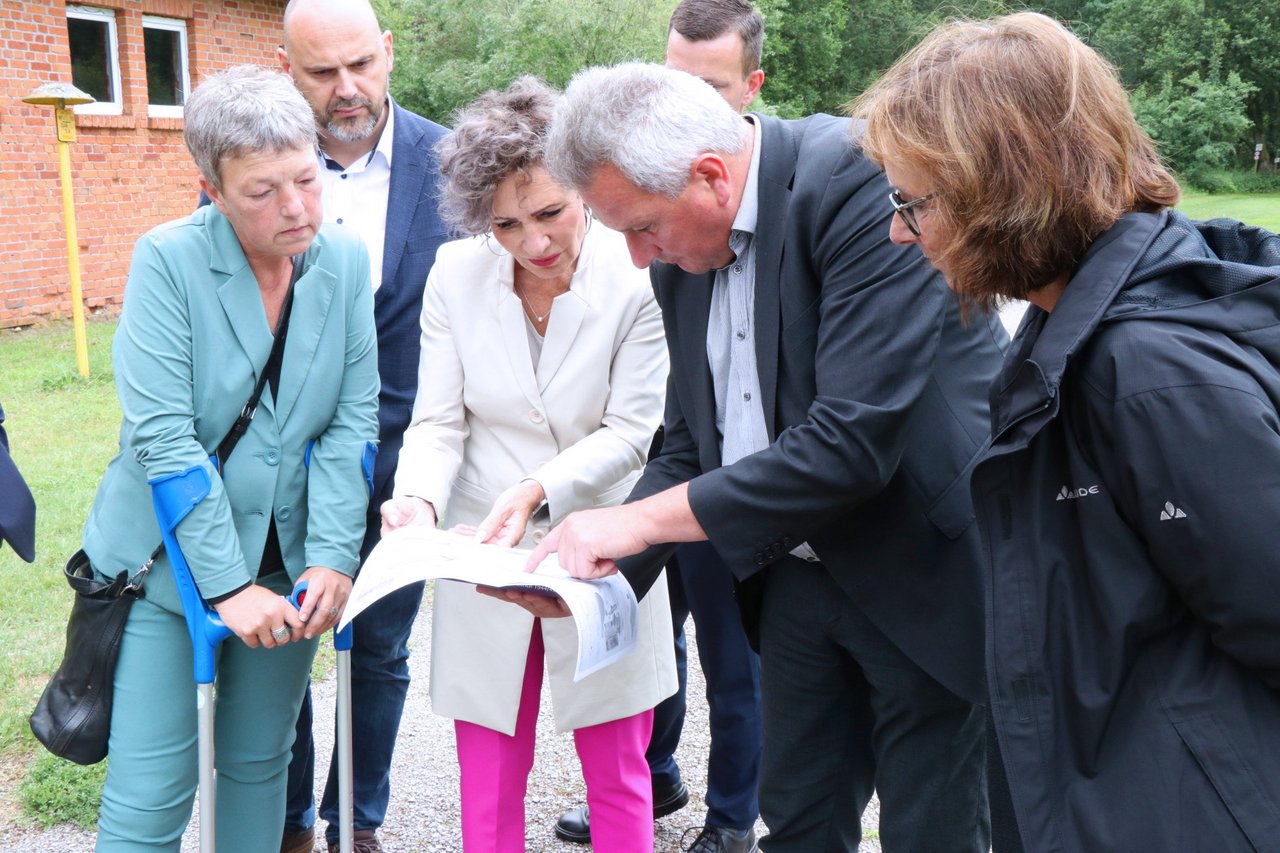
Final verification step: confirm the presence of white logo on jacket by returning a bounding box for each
[1056,485,1100,501]
[1159,501,1188,521]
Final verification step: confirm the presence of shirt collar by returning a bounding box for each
[730,115,762,239]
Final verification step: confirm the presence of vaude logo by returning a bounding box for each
[1056,485,1100,501]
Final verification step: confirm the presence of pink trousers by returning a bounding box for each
[454,621,655,852]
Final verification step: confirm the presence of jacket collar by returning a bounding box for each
[496,228,599,406]
[204,205,337,426]
[380,99,429,300]
[747,114,798,439]
[990,211,1166,442]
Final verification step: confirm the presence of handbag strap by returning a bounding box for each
[132,254,304,592]
[214,254,302,469]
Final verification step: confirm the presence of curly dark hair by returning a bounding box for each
[435,76,559,236]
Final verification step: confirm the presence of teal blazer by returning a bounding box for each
[83,205,380,615]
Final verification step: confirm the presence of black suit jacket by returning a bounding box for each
[622,114,1006,702]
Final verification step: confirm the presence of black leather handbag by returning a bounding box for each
[29,549,149,765]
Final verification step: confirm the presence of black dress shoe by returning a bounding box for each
[553,780,691,844]
[654,779,691,817]
[554,806,591,844]
[682,825,759,853]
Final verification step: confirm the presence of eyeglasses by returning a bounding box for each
[888,190,937,237]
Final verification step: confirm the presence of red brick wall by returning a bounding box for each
[0,0,287,328]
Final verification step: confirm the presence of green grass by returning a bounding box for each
[0,320,119,751]
[1177,192,1280,233]
[0,319,119,827]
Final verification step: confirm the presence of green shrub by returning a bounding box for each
[18,753,105,829]
[1183,168,1280,194]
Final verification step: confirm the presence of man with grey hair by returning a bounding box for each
[528,63,1006,851]
[555,8,766,851]
[275,1,449,851]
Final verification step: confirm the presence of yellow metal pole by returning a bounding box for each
[55,103,90,378]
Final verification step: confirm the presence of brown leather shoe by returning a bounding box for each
[328,829,383,853]
[280,827,315,853]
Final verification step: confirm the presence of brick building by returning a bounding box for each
[0,0,286,328]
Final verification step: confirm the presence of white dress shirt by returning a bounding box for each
[318,102,395,292]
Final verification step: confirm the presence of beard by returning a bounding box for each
[323,96,382,143]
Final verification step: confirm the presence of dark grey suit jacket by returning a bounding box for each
[622,114,1006,702]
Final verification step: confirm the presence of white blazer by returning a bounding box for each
[396,226,677,733]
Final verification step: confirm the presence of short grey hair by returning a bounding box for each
[435,76,559,236]
[546,63,747,199]
[183,66,317,191]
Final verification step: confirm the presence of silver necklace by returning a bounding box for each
[515,285,549,323]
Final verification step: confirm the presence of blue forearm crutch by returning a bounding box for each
[149,463,231,853]
[153,442,374,853]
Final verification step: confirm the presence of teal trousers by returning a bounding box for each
[96,588,318,852]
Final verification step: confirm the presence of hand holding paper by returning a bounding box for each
[343,526,638,681]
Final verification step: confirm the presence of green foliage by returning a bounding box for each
[18,753,106,829]
[374,0,1278,169]
[1089,0,1278,167]
[1131,68,1256,176]
[1180,169,1280,194]
[376,0,677,122]
[755,0,1010,118]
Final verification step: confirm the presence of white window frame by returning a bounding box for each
[66,5,122,116]
[142,15,190,118]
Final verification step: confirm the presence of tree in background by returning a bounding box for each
[376,0,676,123]
[1091,0,1267,179]
[378,0,1278,183]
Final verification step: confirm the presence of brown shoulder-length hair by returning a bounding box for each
[850,12,1180,314]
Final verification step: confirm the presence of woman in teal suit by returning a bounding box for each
[84,66,379,852]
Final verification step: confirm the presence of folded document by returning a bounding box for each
[339,526,638,681]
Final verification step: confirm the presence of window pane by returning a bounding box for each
[144,27,183,106]
[67,16,112,103]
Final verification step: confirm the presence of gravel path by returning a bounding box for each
[0,584,882,852]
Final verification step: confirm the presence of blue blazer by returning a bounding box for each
[82,205,380,615]
[367,103,450,524]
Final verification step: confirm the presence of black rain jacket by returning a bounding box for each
[971,210,1280,851]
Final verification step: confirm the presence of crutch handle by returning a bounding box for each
[289,580,355,651]
[150,464,234,685]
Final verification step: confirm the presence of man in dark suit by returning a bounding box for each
[530,63,1007,851]
[555,6,767,853]
[276,2,449,851]
[0,401,36,563]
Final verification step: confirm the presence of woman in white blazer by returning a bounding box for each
[381,78,676,852]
